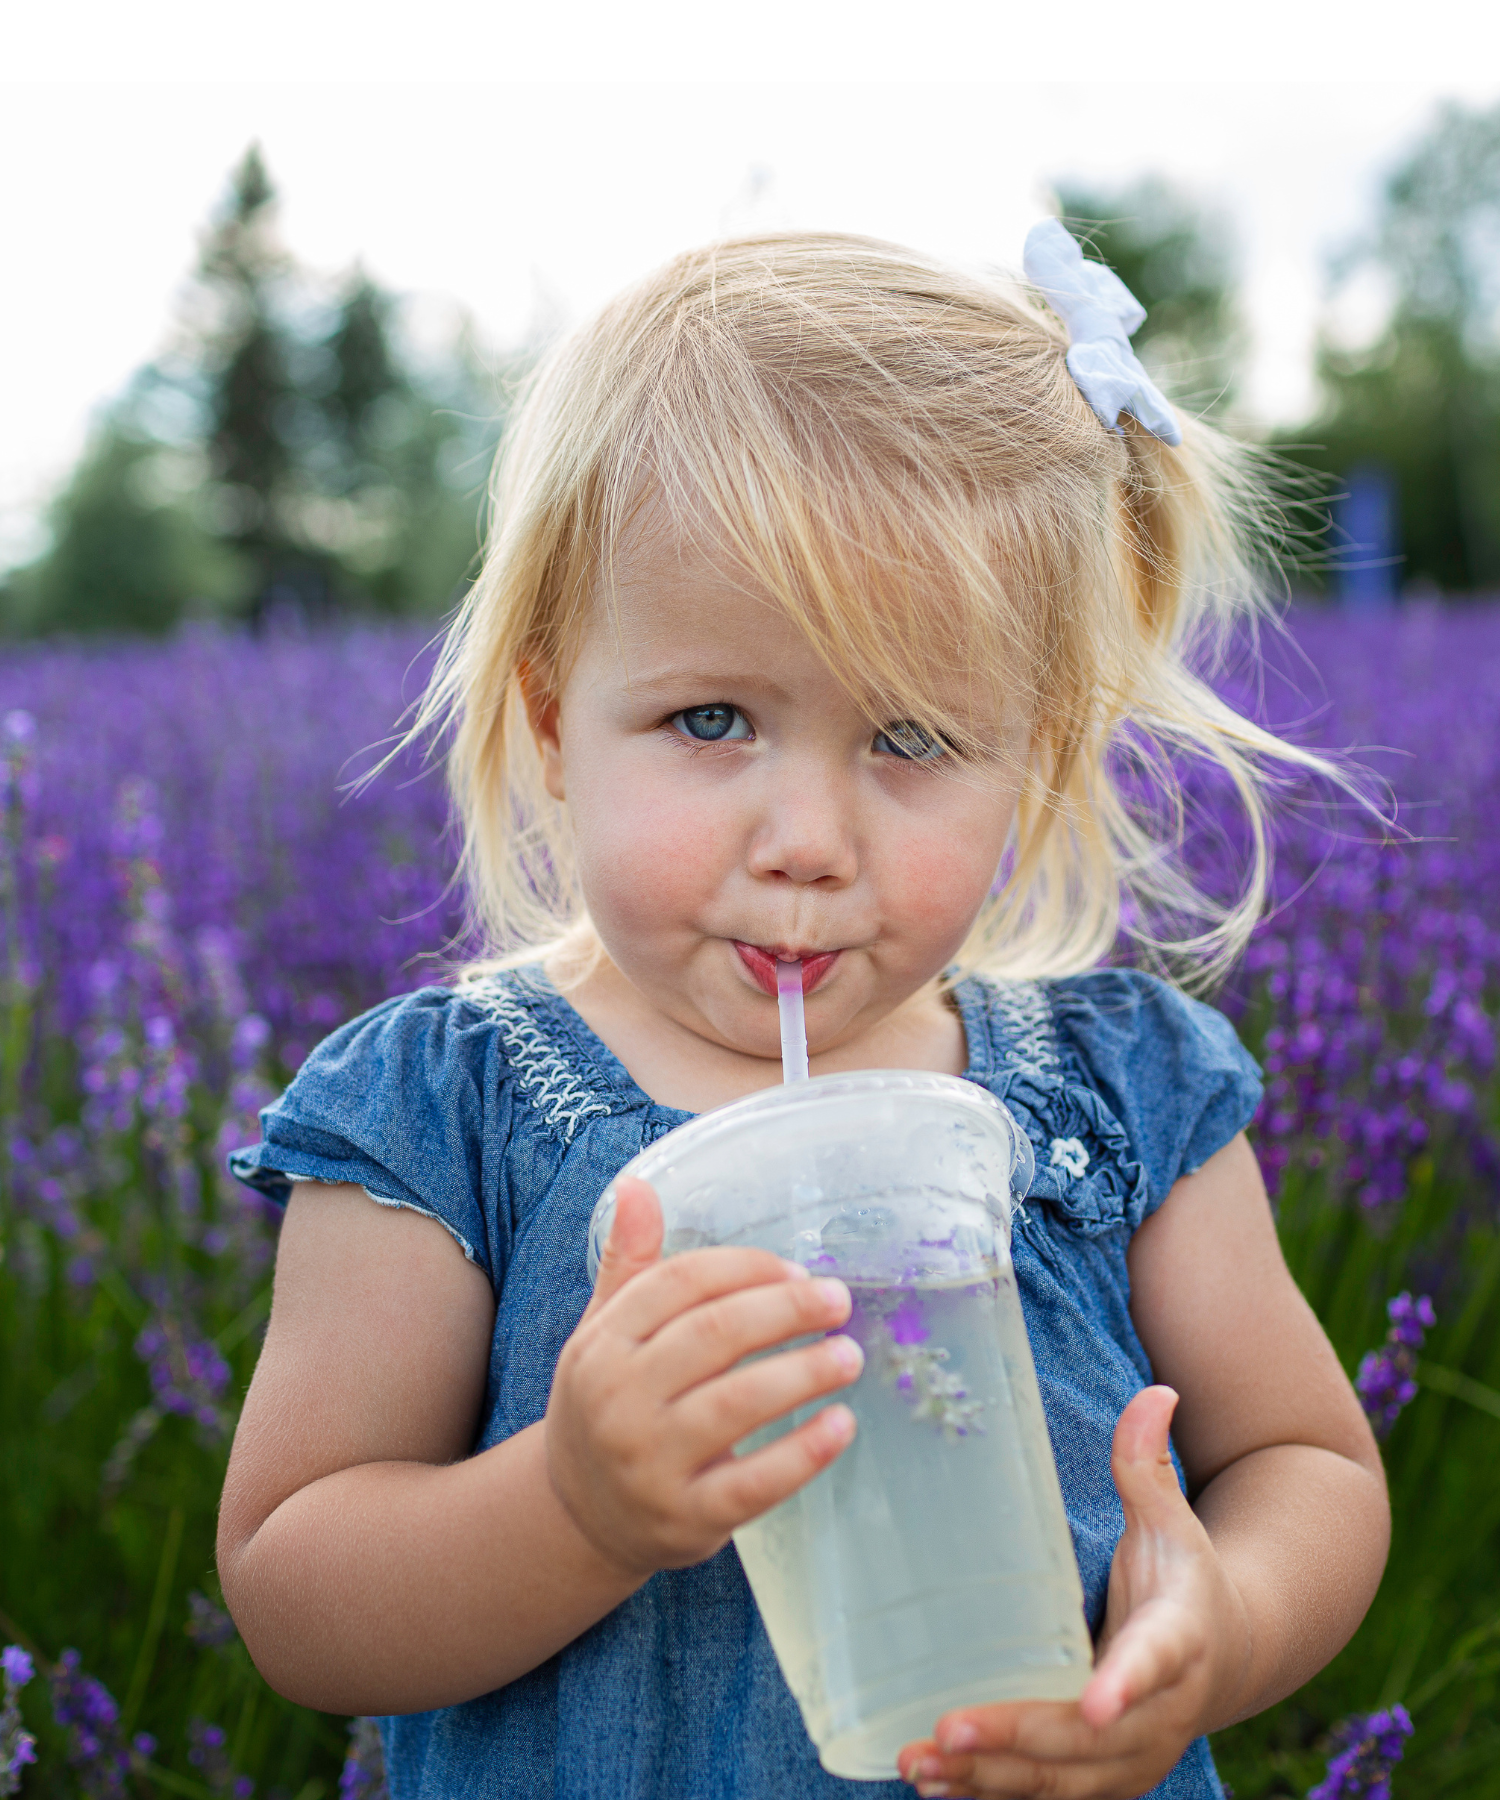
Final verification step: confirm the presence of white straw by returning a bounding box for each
[776,959,809,1083]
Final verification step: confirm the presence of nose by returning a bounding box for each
[746,763,859,889]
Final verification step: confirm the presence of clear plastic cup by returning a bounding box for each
[587,1069,1093,1779]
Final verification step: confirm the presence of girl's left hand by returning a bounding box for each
[896,1386,1252,1799]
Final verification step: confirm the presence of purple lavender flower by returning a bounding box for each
[103,1304,237,1492]
[49,1650,135,1798]
[186,1591,239,1650]
[340,1717,391,1800]
[0,626,468,1087]
[0,710,37,817]
[1386,1293,1435,1348]
[187,1717,255,1798]
[864,1289,985,1439]
[0,1644,38,1797]
[1307,1704,1413,1799]
[134,1314,231,1429]
[886,1297,930,1346]
[1355,1294,1435,1437]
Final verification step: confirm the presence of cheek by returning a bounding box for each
[883,793,1013,933]
[568,755,736,934]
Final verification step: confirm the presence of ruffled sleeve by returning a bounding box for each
[228,987,511,1281]
[1049,969,1263,1222]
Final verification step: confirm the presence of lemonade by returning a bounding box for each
[733,1260,1092,1778]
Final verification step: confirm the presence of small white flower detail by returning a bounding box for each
[1049,1136,1090,1179]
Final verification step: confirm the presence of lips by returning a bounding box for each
[733,942,842,998]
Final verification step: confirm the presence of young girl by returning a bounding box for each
[219,227,1389,1800]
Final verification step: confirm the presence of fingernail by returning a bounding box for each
[829,1334,865,1375]
[823,1404,856,1443]
[938,1722,977,1752]
[915,1785,950,1798]
[814,1277,849,1309]
[780,1259,811,1279]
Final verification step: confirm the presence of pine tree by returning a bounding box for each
[4,147,504,636]
[324,274,405,479]
[195,145,333,619]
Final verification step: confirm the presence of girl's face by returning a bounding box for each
[529,512,1022,1070]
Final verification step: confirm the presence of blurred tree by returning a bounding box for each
[1294,102,1500,593]
[324,273,405,470]
[0,430,244,634]
[3,146,503,637]
[1054,177,1243,415]
[192,146,322,618]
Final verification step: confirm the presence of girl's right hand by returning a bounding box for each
[544,1176,863,1577]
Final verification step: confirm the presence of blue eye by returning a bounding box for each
[672,704,752,743]
[874,722,946,761]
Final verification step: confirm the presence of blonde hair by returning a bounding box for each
[411,230,1336,991]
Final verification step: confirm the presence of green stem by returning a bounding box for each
[101,1268,149,1330]
[217,1285,273,1353]
[230,1678,259,1776]
[1379,1580,1438,1708]
[122,1505,184,1738]
[138,1761,214,1799]
[1418,1360,1500,1423]
[1406,1611,1500,1712]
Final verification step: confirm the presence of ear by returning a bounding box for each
[518,658,566,803]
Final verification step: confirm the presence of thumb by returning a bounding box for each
[587,1176,664,1313]
[1110,1384,1186,1535]
[1080,1386,1195,1729]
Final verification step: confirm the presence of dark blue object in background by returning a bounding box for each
[1334,465,1400,610]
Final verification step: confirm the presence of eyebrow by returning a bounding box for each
[620,665,796,702]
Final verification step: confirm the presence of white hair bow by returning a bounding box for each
[1022,218,1182,447]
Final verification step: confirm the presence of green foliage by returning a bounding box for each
[1053,176,1243,416]
[0,434,247,636]
[0,1269,343,1799]
[0,747,345,1793]
[0,1078,344,1796]
[1210,1165,1500,1795]
[5,145,507,637]
[1291,101,1500,593]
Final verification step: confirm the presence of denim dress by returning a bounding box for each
[231,966,1260,1800]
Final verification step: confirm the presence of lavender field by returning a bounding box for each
[1,610,1499,1798]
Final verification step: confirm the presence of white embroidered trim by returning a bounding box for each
[988,978,1061,1079]
[1049,1136,1090,1179]
[277,1172,480,1264]
[459,977,615,1144]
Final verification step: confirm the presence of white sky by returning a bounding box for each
[4,2,1497,568]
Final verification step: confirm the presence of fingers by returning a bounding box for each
[587,1177,664,1312]
[557,1192,867,1572]
[897,1694,1179,1798]
[691,1402,857,1530]
[914,1699,1129,1765]
[670,1330,864,1462]
[1088,1384,1205,1732]
[1080,1599,1200,1733]
[601,1240,815,1343]
[640,1271,853,1395]
[898,1703,1121,1798]
[1109,1385,1183,1535]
